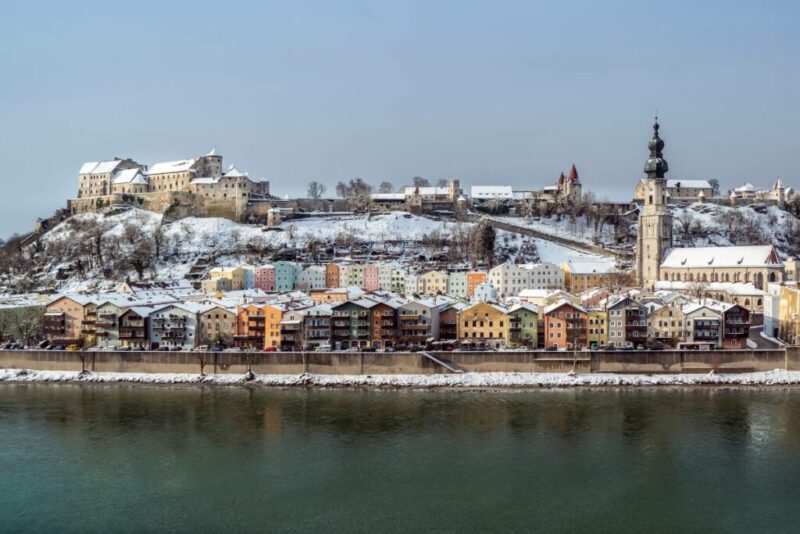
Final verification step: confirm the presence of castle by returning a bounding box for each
[69,150,271,221]
[636,119,784,290]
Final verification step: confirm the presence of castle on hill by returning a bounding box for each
[69,150,271,221]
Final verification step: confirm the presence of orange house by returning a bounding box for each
[325,264,340,288]
[466,272,487,298]
[235,304,266,349]
[543,300,588,349]
[263,304,283,349]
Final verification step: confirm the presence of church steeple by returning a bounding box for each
[644,117,669,179]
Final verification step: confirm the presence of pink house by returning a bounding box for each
[364,264,379,291]
[255,265,275,291]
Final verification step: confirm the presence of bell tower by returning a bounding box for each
[636,118,673,289]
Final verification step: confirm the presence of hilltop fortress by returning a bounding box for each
[69,150,271,221]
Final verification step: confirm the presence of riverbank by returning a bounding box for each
[3,368,800,388]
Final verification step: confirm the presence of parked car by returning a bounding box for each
[223,347,241,353]
[158,346,171,352]
[119,346,132,351]
[263,346,278,352]
[196,345,209,351]
[315,344,332,352]
[170,346,183,351]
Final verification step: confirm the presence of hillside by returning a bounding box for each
[0,209,613,293]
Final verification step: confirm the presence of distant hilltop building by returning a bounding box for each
[634,178,714,203]
[370,166,584,214]
[728,179,793,205]
[510,164,582,205]
[635,118,785,290]
[70,150,271,221]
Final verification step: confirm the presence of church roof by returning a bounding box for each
[661,245,780,269]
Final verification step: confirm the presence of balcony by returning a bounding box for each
[119,328,146,339]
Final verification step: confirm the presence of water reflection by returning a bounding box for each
[2,384,800,533]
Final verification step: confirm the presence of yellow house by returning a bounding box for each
[198,305,237,346]
[209,267,245,291]
[587,309,608,349]
[457,302,509,348]
[418,270,449,296]
[201,278,232,293]
[562,260,622,293]
[778,285,800,344]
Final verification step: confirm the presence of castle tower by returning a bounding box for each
[565,164,582,203]
[636,118,673,289]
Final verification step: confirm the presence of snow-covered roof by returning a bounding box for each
[661,245,779,269]
[654,281,767,296]
[190,176,222,185]
[543,185,559,191]
[470,186,514,199]
[146,159,197,175]
[79,160,124,175]
[734,183,756,193]
[508,302,539,314]
[544,299,587,315]
[563,260,618,274]
[667,179,712,189]
[370,193,406,201]
[403,186,450,196]
[224,165,248,178]
[111,168,148,185]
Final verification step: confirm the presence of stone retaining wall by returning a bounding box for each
[0,349,796,376]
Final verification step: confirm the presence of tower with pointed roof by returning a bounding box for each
[636,118,673,289]
[563,164,582,203]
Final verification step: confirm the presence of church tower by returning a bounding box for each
[636,118,673,289]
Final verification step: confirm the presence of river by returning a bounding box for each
[1,384,799,533]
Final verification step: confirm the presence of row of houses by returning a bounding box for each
[41,280,753,351]
[200,259,621,299]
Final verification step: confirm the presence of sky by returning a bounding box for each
[1,0,799,237]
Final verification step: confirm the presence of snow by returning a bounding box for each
[661,245,777,269]
[79,160,123,175]
[495,215,617,245]
[667,179,711,189]
[3,369,800,388]
[533,238,616,267]
[111,169,147,185]
[471,186,514,199]
[145,159,196,175]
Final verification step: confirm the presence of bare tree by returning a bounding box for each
[307,181,326,199]
[412,176,430,188]
[436,178,449,188]
[335,181,350,198]
[378,181,395,194]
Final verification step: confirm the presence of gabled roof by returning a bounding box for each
[223,165,248,178]
[79,160,125,175]
[563,260,617,274]
[508,302,539,315]
[112,168,148,185]
[661,245,780,269]
[146,159,197,175]
[544,299,587,315]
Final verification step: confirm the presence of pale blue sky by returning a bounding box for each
[1,0,799,236]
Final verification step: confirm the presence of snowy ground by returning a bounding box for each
[533,238,617,266]
[3,369,800,388]
[496,215,617,245]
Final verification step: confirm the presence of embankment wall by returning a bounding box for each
[0,349,797,376]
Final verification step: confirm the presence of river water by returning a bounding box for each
[1,384,799,533]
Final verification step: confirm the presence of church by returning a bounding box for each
[635,119,784,290]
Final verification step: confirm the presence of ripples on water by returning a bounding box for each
[0,385,799,533]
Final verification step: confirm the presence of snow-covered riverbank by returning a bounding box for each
[3,369,800,388]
